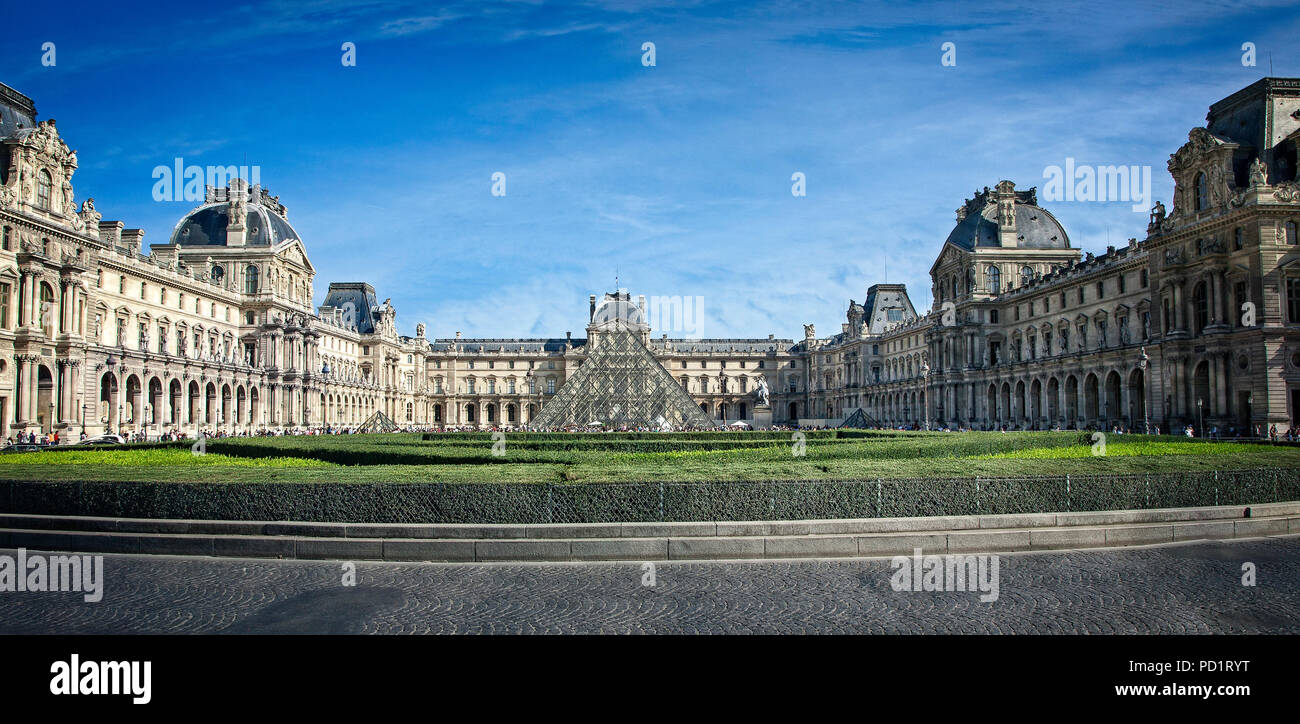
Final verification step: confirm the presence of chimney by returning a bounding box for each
[121,228,145,255]
[98,220,124,247]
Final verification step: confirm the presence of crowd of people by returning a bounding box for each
[5,421,1300,446]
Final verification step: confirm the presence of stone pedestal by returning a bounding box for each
[752,404,773,430]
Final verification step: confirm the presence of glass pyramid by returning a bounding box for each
[838,407,878,429]
[358,410,399,433]
[530,325,714,430]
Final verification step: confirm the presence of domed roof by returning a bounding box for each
[944,184,1070,251]
[168,186,300,247]
[591,291,647,328]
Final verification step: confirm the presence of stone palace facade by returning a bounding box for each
[1,77,1299,437]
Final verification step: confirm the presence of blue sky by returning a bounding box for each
[4,0,1298,339]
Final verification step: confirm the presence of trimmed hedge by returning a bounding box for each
[2,469,1295,524]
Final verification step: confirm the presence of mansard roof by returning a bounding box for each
[429,338,581,353]
[862,283,917,335]
[320,282,380,334]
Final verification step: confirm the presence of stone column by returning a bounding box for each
[55,361,66,424]
[1172,282,1184,331]
[1214,352,1228,418]
[13,356,28,425]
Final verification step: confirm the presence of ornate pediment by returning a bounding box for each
[1168,128,1233,174]
[12,120,77,169]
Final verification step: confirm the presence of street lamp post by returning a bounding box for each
[1138,347,1149,434]
[1197,398,1204,439]
[920,362,930,431]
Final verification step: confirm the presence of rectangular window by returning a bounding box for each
[1231,282,1246,327]
[1289,278,1300,323]
[1118,274,1126,293]
[1096,281,1104,299]
[1,226,9,251]
[0,283,9,328]
[546,378,556,394]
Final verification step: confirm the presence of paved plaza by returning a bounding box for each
[0,536,1296,634]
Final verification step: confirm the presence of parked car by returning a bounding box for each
[78,434,126,446]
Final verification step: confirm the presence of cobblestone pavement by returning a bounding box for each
[0,537,1296,634]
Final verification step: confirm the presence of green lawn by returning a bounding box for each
[1,430,1298,484]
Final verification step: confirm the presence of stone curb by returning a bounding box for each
[1,507,1297,563]
[4,502,1297,541]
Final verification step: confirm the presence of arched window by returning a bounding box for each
[988,266,1001,294]
[211,265,224,284]
[1195,172,1209,211]
[1021,266,1033,286]
[36,170,52,210]
[244,265,259,294]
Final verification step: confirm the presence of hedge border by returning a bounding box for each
[1,469,1296,524]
